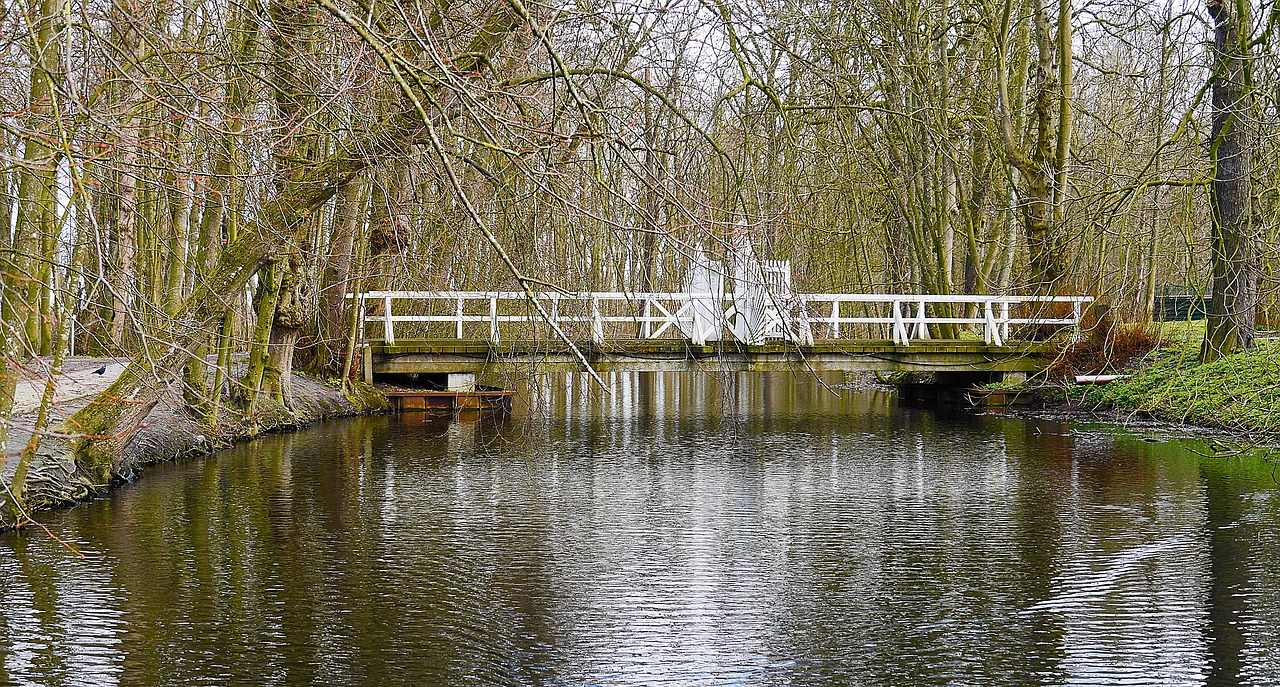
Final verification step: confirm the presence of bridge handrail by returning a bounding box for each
[354,290,1093,302]
[347,291,1094,347]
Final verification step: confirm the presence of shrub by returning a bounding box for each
[1047,321,1163,378]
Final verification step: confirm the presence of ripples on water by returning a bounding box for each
[3,372,1280,686]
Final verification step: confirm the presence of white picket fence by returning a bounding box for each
[350,291,1093,347]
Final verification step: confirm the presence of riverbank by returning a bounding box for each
[2,359,388,529]
[995,323,1280,441]
[1075,339,1280,439]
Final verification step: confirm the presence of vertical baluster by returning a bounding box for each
[830,300,840,339]
[489,296,499,343]
[358,294,366,343]
[689,292,706,346]
[984,301,997,345]
[591,297,604,344]
[455,297,464,339]
[383,295,395,345]
[892,300,909,345]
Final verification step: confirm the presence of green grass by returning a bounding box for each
[1154,320,1206,345]
[1081,336,1280,437]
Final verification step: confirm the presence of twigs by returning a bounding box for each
[1,476,86,558]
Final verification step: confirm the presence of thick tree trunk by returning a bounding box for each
[996,0,1071,296]
[316,178,365,372]
[190,0,261,421]
[238,261,283,413]
[245,0,321,405]
[1201,0,1256,362]
[263,250,305,405]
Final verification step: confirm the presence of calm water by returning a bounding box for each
[3,372,1280,686]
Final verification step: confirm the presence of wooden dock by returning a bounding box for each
[383,389,516,412]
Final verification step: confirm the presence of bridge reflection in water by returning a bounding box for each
[2,372,1275,686]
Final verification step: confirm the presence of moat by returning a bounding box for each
[3,372,1277,685]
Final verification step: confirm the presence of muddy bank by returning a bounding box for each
[2,361,387,529]
[983,395,1240,441]
[968,337,1280,445]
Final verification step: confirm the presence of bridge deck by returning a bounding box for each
[364,338,1051,376]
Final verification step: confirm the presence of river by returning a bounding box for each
[3,372,1279,686]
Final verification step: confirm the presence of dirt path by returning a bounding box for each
[10,357,129,416]
[5,358,129,480]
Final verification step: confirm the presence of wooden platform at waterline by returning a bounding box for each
[383,389,516,412]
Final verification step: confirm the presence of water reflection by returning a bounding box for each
[2,372,1279,686]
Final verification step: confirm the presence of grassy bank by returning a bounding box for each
[1070,323,1280,438]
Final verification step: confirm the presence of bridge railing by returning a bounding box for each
[350,291,1094,347]
[353,291,719,346]
[799,294,1094,346]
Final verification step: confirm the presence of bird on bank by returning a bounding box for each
[93,366,107,375]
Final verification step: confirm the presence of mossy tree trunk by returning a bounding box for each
[995,0,1073,295]
[236,260,283,415]
[1201,0,1257,363]
[194,0,263,423]
[237,0,320,412]
[263,250,305,406]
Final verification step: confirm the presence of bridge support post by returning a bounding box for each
[447,373,476,391]
[1002,371,1028,385]
[363,344,373,383]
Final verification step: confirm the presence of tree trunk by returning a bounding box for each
[1201,0,1256,362]
[995,0,1070,295]
[263,250,305,405]
[237,260,283,414]
[316,178,365,372]
[106,0,147,349]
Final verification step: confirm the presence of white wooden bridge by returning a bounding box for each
[352,289,1093,382]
